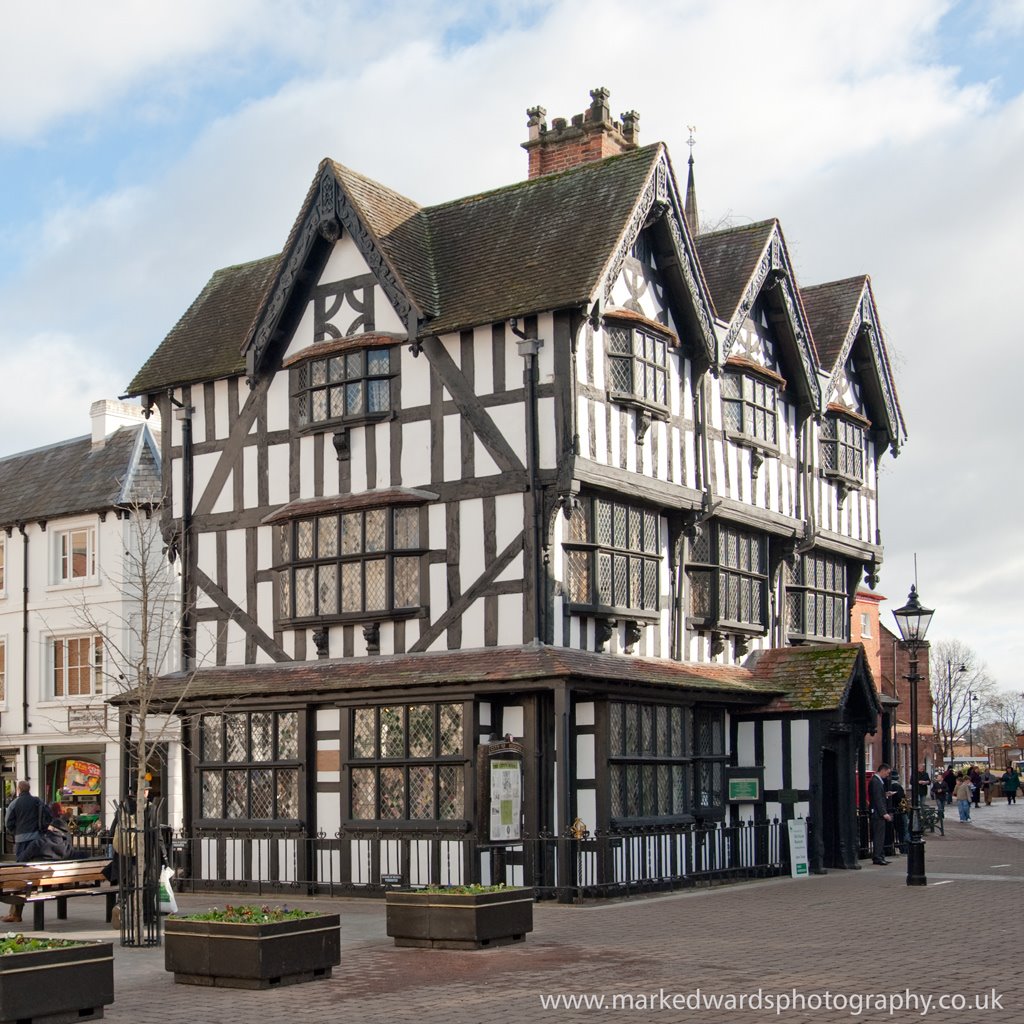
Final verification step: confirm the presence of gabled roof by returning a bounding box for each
[0,424,161,528]
[119,642,784,706]
[695,220,821,410]
[695,220,776,323]
[802,275,906,449]
[744,644,880,718]
[129,256,278,395]
[130,144,719,393]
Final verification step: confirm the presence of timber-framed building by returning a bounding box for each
[126,87,906,885]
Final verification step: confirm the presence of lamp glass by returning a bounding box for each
[892,585,934,644]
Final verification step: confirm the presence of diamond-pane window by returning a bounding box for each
[605,322,669,406]
[409,766,434,819]
[353,708,376,758]
[226,715,247,762]
[438,765,464,819]
[722,370,778,445]
[201,771,222,818]
[250,769,273,819]
[226,771,247,818]
[408,705,434,757]
[351,768,376,819]
[379,767,404,819]
[277,712,299,758]
[393,508,418,549]
[202,717,222,761]
[294,347,393,427]
[251,713,272,761]
[439,704,462,755]
[277,769,299,819]
[380,706,404,758]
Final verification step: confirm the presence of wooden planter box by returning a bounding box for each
[0,941,114,1023]
[164,913,341,989]
[386,888,534,949]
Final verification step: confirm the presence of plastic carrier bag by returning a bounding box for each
[158,865,178,914]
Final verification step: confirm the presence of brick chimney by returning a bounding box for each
[522,87,639,179]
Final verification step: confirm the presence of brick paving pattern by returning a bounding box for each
[20,814,1024,1024]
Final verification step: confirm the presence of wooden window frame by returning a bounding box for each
[786,550,850,642]
[290,345,396,432]
[687,522,769,634]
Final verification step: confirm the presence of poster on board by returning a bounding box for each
[62,760,102,797]
[489,759,522,841]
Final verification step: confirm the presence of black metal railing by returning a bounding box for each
[166,818,790,901]
[112,800,163,947]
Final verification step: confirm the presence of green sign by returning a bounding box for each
[728,777,761,802]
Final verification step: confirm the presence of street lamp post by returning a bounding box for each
[945,660,966,764]
[968,692,978,757]
[892,585,934,888]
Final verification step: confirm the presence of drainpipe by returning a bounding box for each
[169,395,194,670]
[512,321,544,644]
[18,525,29,780]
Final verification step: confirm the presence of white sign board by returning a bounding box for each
[787,819,809,878]
[489,759,522,841]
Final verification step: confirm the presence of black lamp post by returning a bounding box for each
[968,692,978,757]
[892,584,934,887]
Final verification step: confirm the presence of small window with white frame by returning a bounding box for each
[54,526,97,584]
[860,612,872,639]
[51,635,103,698]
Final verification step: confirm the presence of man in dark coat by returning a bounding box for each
[4,780,52,861]
[869,764,892,865]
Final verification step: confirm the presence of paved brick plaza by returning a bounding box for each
[32,808,1024,1024]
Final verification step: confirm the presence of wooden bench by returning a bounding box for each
[0,859,117,931]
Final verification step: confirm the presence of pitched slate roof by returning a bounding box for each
[118,642,784,706]
[743,644,879,714]
[0,425,160,528]
[128,255,279,395]
[694,220,776,322]
[800,276,868,370]
[129,146,665,394]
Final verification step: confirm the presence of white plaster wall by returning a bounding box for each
[763,720,784,789]
[267,444,290,505]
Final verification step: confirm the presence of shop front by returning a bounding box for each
[41,749,106,831]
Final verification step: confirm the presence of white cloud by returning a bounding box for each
[0,0,1019,684]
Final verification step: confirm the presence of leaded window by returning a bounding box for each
[277,506,423,621]
[786,551,849,641]
[606,323,668,407]
[693,709,726,812]
[820,414,865,481]
[687,522,767,630]
[198,711,302,822]
[349,703,465,822]
[608,702,692,821]
[564,496,660,613]
[722,371,778,446]
[292,346,394,428]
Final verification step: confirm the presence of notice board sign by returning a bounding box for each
[787,819,809,878]
[726,766,764,802]
[489,759,522,841]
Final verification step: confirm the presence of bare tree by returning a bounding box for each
[929,638,999,759]
[980,691,1024,744]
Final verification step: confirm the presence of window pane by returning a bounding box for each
[345,352,362,379]
[329,387,345,418]
[318,516,338,557]
[398,703,435,761]
[202,716,223,761]
[311,360,327,386]
[226,770,247,818]
[251,713,273,761]
[341,513,362,554]
[608,357,632,392]
[276,768,299,819]
[393,508,419,549]
[353,708,376,758]
[346,382,365,416]
[565,550,590,604]
[226,715,247,762]
[341,562,362,612]
[294,567,314,617]
[328,356,345,382]
[439,704,463,755]
[364,558,386,610]
[379,767,404,819]
[438,765,464,819]
[609,704,623,756]
[364,509,385,552]
[380,706,404,758]
[201,771,223,818]
[317,564,337,614]
[351,768,376,819]
[311,389,328,421]
[297,520,314,559]
[393,556,419,608]
[409,765,434,819]
[277,712,299,759]
[250,769,273,818]
[279,571,291,618]
[367,379,390,412]
[367,349,390,375]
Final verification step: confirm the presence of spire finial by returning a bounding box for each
[684,125,699,237]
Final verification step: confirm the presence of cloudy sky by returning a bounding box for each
[1,0,1020,691]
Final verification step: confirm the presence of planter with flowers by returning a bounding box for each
[164,904,341,989]
[0,934,114,1023]
[385,884,534,949]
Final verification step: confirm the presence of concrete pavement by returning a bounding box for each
[18,816,1024,1024]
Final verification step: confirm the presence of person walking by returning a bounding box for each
[1001,765,1020,805]
[943,766,956,804]
[969,766,982,809]
[954,773,973,822]
[869,765,893,864]
[981,769,994,806]
[4,780,52,861]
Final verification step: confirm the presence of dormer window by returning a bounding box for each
[606,321,669,408]
[290,342,395,430]
[722,369,778,447]
[821,412,865,482]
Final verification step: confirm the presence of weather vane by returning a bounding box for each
[686,125,697,159]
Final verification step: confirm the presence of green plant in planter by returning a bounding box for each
[172,903,316,923]
[415,883,516,895]
[0,934,86,955]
